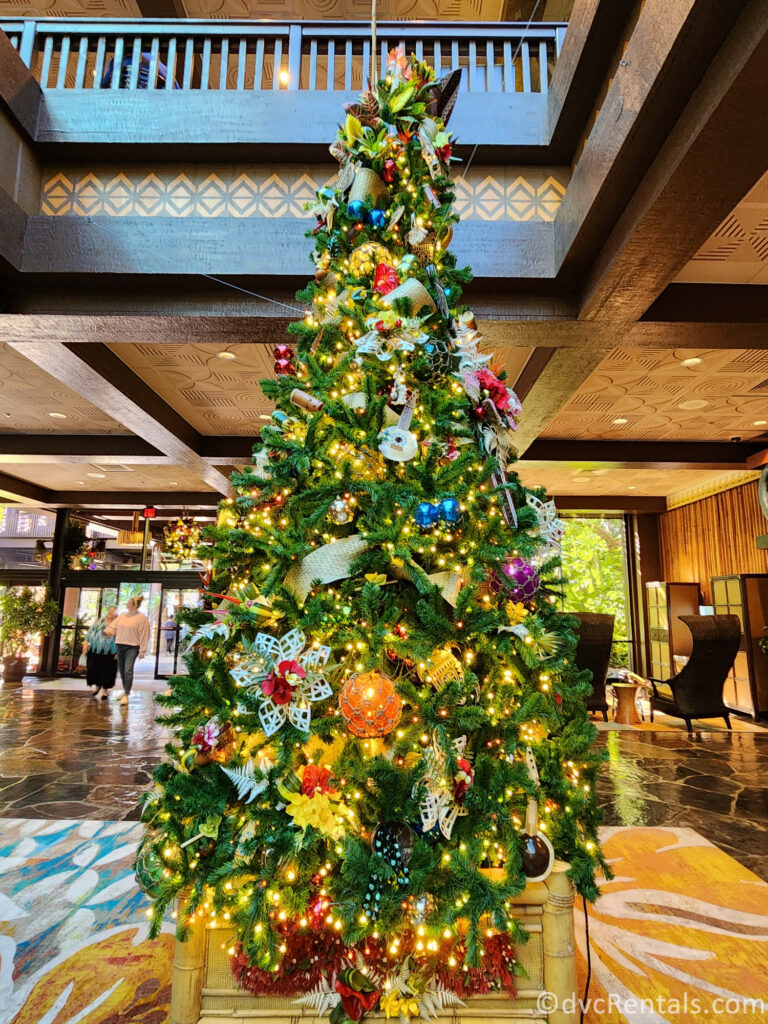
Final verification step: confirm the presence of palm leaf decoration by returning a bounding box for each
[220,761,269,804]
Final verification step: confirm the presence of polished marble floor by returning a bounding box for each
[0,680,767,878]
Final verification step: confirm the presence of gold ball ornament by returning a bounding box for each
[349,242,391,278]
[339,671,402,738]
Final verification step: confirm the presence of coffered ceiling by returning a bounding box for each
[514,464,748,499]
[541,348,768,443]
[676,169,768,285]
[0,344,128,435]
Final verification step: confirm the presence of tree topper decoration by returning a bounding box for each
[230,627,332,736]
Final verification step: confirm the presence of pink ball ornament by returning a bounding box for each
[504,557,540,603]
[273,344,294,361]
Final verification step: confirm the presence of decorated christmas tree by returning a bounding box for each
[138,49,606,1017]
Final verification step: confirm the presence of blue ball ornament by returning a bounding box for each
[414,502,440,529]
[438,497,462,524]
[347,199,366,220]
[368,208,387,229]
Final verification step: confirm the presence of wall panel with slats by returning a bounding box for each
[660,481,768,603]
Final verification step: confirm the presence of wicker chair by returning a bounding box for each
[649,614,741,734]
[569,613,615,721]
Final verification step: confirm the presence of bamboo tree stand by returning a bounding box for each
[169,861,579,1024]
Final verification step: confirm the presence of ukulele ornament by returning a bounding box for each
[378,390,419,462]
[521,746,555,882]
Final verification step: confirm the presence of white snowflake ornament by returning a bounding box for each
[230,628,332,737]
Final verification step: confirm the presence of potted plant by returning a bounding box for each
[1,587,59,682]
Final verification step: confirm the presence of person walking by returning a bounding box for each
[114,596,151,706]
[82,604,118,699]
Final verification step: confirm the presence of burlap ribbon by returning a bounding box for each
[283,534,464,607]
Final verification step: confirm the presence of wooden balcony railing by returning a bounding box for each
[2,18,567,94]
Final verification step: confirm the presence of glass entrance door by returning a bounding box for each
[58,586,118,676]
[154,586,202,679]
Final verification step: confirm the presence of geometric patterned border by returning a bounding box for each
[665,470,761,511]
[41,166,567,222]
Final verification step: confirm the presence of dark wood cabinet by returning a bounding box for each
[710,574,768,719]
[645,581,701,681]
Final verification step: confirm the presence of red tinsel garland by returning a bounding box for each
[230,922,517,1001]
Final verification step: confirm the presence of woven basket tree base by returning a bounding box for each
[169,863,579,1024]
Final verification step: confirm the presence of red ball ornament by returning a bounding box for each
[273,344,293,361]
[382,159,397,183]
[473,404,486,420]
[274,359,296,376]
[339,671,402,738]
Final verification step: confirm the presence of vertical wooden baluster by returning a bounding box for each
[73,35,88,88]
[127,36,141,89]
[521,40,531,93]
[539,40,548,93]
[8,35,19,51]
[503,39,512,92]
[344,39,352,90]
[326,39,334,90]
[272,37,283,89]
[200,38,211,89]
[380,39,387,79]
[308,39,318,90]
[451,39,458,74]
[253,37,264,89]
[433,40,441,76]
[361,39,369,88]
[236,38,246,90]
[40,34,54,89]
[415,39,423,60]
[219,37,229,89]
[147,36,160,89]
[91,35,106,88]
[486,40,495,92]
[18,20,36,66]
[287,24,301,89]
[467,40,476,92]
[182,37,193,89]
[111,36,124,89]
[55,35,71,89]
[165,37,177,89]
[555,25,566,56]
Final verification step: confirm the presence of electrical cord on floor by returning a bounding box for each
[580,896,592,1024]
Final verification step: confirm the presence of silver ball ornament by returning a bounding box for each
[329,497,353,525]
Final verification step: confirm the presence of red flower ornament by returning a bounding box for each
[373,263,399,295]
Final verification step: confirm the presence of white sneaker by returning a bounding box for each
[120,693,129,706]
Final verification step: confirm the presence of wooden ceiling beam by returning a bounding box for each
[553,495,667,513]
[508,346,612,455]
[523,440,766,470]
[578,0,768,322]
[7,341,233,496]
[0,434,168,464]
[3,315,768,350]
[0,470,51,506]
[52,491,219,509]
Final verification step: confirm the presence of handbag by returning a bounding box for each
[77,651,88,668]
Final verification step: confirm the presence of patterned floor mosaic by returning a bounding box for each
[1,822,767,1024]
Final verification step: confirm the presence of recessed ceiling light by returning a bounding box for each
[169,480,179,485]
[259,414,271,420]
[86,471,107,478]
[628,485,637,490]
[612,417,629,425]
[49,412,67,419]
[217,350,237,360]
[754,420,767,426]
[75,480,85,485]
[677,400,708,410]
[681,357,703,367]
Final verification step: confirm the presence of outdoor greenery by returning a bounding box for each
[559,517,630,666]
[0,587,60,658]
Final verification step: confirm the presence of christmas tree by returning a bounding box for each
[139,49,606,1016]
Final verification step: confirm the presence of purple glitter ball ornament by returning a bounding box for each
[504,557,540,603]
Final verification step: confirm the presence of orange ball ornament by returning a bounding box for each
[339,671,402,738]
